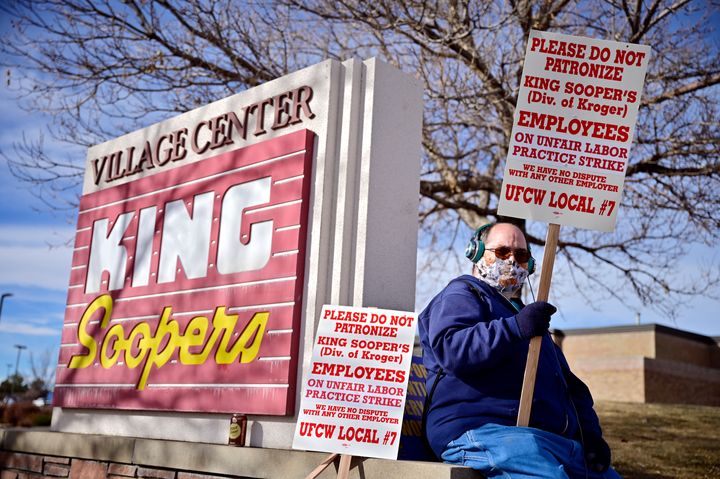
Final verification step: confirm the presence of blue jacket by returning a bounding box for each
[418,275,603,458]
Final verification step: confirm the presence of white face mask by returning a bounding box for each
[476,256,529,297]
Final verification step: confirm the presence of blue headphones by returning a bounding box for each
[465,223,536,275]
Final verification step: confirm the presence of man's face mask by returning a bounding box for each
[476,256,529,296]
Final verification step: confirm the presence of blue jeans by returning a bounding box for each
[441,424,623,479]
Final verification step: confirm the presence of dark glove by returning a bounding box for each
[515,301,556,339]
[584,434,611,473]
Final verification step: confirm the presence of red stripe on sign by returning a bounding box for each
[58,326,293,364]
[65,252,301,304]
[54,355,293,386]
[53,384,292,414]
[59,304,296,345]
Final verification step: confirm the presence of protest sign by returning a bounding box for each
[292,305,417,460]
[496,30,650,426]
[498,30,650,232]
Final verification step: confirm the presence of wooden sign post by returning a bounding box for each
[305,453,352,479]
[516,223,559,427]
[497,30,651,426]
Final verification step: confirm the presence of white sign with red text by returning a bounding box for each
[498,30,650,231]
[292,305,416,459]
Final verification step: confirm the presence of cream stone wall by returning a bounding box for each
[570,357,646,403]
[556,325,720,407]
[559,331,655,360]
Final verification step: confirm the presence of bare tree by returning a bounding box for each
[2,0,719,317]
[29,349,56,397]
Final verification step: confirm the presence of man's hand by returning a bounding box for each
[584,434,611,473]
[515,301,556,339]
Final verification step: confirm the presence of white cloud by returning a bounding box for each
[0,225,74,290]
[0,322,59,336]
[0,224,76,247]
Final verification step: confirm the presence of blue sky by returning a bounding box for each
[0,82,77,382]
[1,14,718,387]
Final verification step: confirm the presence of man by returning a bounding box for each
[418,222,621,479]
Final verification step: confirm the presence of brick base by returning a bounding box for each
[0,454,231,479]
[0,429,480,479]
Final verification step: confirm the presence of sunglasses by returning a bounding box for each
[486,246,531,263]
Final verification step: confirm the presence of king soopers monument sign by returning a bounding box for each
[52,58,423,449]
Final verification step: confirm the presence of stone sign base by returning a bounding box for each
[0,428,482,479]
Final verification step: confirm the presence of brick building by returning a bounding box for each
[553,324,720,406]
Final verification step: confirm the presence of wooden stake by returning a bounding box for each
[516,223,560,427]
[304,453,353,479]
[304,453,338,479]
[337,455,352,479]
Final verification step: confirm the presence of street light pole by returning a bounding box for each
[0,292,13,326]
[14,344,27,377]
[9,344,27,400]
